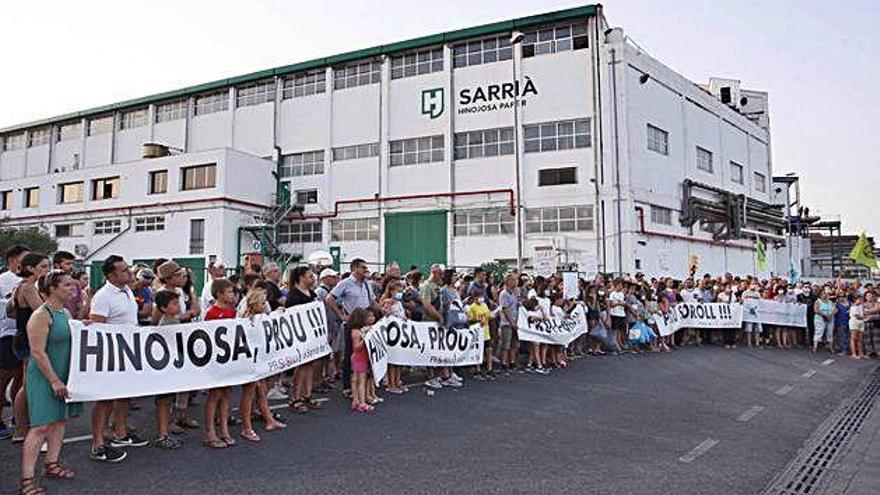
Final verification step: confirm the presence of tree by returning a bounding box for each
[0,222,58,267]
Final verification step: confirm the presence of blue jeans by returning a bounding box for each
[834,323,850,353]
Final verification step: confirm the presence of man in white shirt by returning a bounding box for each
[88,255,145,463]
[200,259,228,316]
[0,244,29,439]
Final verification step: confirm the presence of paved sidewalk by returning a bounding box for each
[817,399,880,495]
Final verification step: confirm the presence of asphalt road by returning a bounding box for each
[1,347,876,494]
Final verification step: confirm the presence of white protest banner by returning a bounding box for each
[533,246,557,277]
[364,326,388,386]
[67,301,331,402]
[369,317,483,372]
[516,304,589,345]
[653,303,743,336]
[742,299,807,327]
[562,271,580,300]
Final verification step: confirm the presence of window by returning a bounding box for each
[2,133,24,151]
[278,222,323,244]
[282,70,326,98]
[236,80,275,107]
[650,205,673,225]
[453,127,514,159]
[155,100,188,123]
[389,135,444,166]
[452,35,512,68]
[730,161,744,184]
[647,124,668,155]
[295,189,318,205]
[453,208,515,236]
[332,143,379,162]
[58,182,84,204]
[91,177,120,200]
[181,164,216,191]
[93,219,122,235]
[333,60,381,90]
[194,91,229,116]
[522,22,589,58]
[119,108,148,130]
[88,116,113,136]
[55,223,84,238]
[696,146,713,173]
[23,187,39,208]
[524,118,590,153]
[189,219,205,254]
[525,205,593,233]
[330,218,379,241]
[57,122,81,142]
[280,150,324,177]
[149,170,168,194]
[538,167,577,186]
[391,48,444,79]
[754,172,767,193]
[1,191,11,210]
[28,128,50,147]
[135,216,165,232]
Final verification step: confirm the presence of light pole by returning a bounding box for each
[511,31,525,272]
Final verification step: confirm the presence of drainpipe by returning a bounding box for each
[609,47,624,275]
[590,12,605,273]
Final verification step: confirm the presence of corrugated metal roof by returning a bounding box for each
[0,4,597,134]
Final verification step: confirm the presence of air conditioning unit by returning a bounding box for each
[142,143,171,159]
[708,77,742,110]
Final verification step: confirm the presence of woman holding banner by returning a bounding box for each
[20,271,83,495]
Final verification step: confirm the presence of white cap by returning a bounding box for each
[319,268,339,279]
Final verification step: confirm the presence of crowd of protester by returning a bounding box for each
[1,243,880,494]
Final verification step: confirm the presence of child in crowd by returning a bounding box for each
[523,298,549,374]
[152,290,183,450]
[237,286,287,442]
[203,279,238,449]
[349,308,373,413]
[849,295,865,359]
[466,288,494,380]
[379,278,407,394]
[363,310,382,406]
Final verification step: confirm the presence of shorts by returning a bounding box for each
[329,327,343,353]
[499,326,518,351]
[611,316,627,333]
[0,336,22,370]
[12,339,29,362]
[743,322,763,334]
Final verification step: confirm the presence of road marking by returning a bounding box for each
[822,359,834,366]
[62,434,92,444]
[802,369,817,379]
[679,438,719,463]
[776,385,793,396]
[737,405,765,422]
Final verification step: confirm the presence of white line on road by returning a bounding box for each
[737,405,765,422]
[822,359,835,366]
[679,438,719,463]
[62,434,92,444]
[776,385,794,396]
[802,369,818,379]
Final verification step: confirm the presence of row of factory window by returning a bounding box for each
[51,216,206,255]
[0,21,589,151]
[278,118,591,177]
[274,204,594,245]
[0,164,216,211]
[645,123,767,193]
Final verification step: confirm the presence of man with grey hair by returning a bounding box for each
[263,262,285,310]
[421,263,461,389]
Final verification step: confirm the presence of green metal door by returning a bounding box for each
[384,211,447,273]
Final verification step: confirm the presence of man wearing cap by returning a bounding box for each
[200,259,228,313]
[151,260,199,324]
[133,268,155,326]
[326,258,380,394]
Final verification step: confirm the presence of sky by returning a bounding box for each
[0,0,877,234]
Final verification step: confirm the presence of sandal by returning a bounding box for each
[240,429,261,443]
[176,418,200,429]
[305,396,323,410]
[265,420,287,431]
[220,435,236,447]
[202,438,227,449]
[289,399,309,414]
[43,461,75,479]
[20,477,45,495]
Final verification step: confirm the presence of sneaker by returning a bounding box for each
[535,366,550,375]
[110,432,149,448]
[442,378,463,388]
[424,378,443,390]
[0,422,12,440]
[153,435,182,450]
[450,372,463,382]
[266,386,289,401]
[91,444,128,463]
[525,365,535,373]
[473,373,486,381]
[486,371,497,381]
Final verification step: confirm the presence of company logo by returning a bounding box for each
[457,76,538,115]
[421,88,445,119]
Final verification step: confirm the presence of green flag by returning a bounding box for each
[849,232,878,269]
[756,236,767,271]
